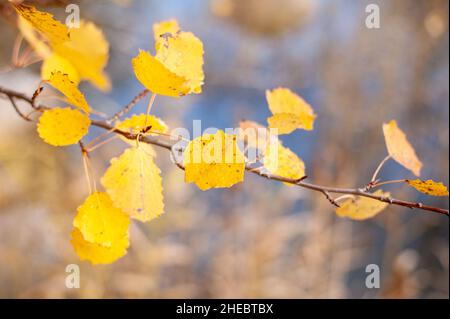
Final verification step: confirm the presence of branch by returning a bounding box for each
[106,89,150,123]
[1,86,448,217]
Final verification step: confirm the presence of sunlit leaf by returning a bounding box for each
[155,30,204,94]
[37,107,90,146]
[47,71,90,113]
[184,130,245,190]
[52,21,111,91]
[132,50,189,97]
[336,190,390,220]
[41,53,80,84]
[73,192,130,247]
[266,88,316,134]
[14,4,69,45]
[264,140,305,184]
[406,179,449,196]
[101,147,164,222]
[383,120,422,176]
[71,228,129,265]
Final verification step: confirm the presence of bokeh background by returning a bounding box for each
[0,0,448,298]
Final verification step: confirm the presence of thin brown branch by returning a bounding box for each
[7,95,32,121]
[107,89,150,123]
[1,86,448,217]
[366,155,391,190]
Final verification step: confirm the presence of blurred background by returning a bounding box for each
[0,0,448,298]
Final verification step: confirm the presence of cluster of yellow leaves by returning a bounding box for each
[336,190,390,220]
[14,4,111,91]
[406,179,449,196]
[266,88,316,134]
[71,192,130,265]
[132,19,204,97]
[36,72,92,146]
[337,120,448,220]
[184,130,245,190]
[14,4,112,147]
[16,5,447,265]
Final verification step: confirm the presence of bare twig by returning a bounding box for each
[107,89,150,123]
[1,86,448,217]
[367,155,391,190]
[7,95,31,121]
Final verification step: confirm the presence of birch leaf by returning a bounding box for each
[184,130,245,190]
[73,192,130,247]
[37,107,90,146]
[406,179,449,196]
[266,88,316,134]
[383,120,422,176]
[336,190,390,220]
[101,147,164,222]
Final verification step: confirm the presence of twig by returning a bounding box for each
[7,95,31,121]
[1,86,448,217]
[321,190,340,207]
[367,155,391,189]
[107,89,150,123]
[370,179,407,188]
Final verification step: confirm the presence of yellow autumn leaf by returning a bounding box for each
[17,16,52,59]
[132,50,189,97]
[52,21,111,91]
[14,4,69,45]
[116,114,169,135]
[264,140,305,183]
[37,107,90,146]
[383,120,422,176]
[73,192,130,247]
[267,112,315,135]
[101,147,164,222]
[116,114,169,156]
[184,130,246,190]
[266,88,316,134]
[47,71,90,113]
[336,190,390,220]
[71,228,129,265]
[41,53,80,84]
[155,30,205,94]
[153,19,180,50]
[406,179,449,196]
